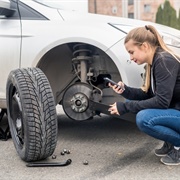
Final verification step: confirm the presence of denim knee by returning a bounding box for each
[136,110,149,132]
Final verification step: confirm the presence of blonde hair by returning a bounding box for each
[124,25,180,92]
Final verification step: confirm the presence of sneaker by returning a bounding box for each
[154,142,173,157]
[160,147,180,165]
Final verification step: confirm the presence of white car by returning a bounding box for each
[0,0,180,162]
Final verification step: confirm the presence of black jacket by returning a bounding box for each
[117,47,180,115]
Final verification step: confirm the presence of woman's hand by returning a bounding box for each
[108,81,125,94]
[108,103,120,115]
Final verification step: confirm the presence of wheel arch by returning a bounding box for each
[35,39,124,105]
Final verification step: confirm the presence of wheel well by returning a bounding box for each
[37,43,122,105]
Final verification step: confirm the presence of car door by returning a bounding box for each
[0,0,21,107]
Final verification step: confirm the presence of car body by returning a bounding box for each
[0,0,180,113]
[0,0,180,161]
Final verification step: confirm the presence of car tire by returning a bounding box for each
[6,68,58,162]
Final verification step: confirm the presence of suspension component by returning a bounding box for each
[72,44,92,83]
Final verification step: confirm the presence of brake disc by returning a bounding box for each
[62,83,93,121]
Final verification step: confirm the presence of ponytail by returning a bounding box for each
[146,25,180,62]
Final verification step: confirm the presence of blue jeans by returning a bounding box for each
[136,109,180,147]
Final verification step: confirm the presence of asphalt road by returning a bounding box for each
[0,106,179,180]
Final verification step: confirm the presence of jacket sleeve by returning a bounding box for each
[121,85,150,100]
[117,55,179,115]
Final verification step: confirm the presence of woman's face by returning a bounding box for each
[125,39,149,65]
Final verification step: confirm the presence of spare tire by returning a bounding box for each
[6,68,58,162]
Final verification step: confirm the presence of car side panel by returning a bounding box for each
[19,19,125,68]
[0,18,21,107]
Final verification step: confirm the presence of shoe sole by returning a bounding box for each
[154,152,167,157]
[160,158,180,166]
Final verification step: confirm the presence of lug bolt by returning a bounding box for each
[61,151,65,155]
[66,150,71,154]
[83,160,89,165]
[63,149,67,153]
[52,155,56,159]
[60,149,71,155]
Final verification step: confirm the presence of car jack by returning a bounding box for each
[26,159,72,167]
[0,109,11,141]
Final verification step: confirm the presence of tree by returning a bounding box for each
[155,0,179,30]
[156,5,163,24]
[177,9,180,30]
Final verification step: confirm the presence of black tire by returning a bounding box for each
[6,68,58,162]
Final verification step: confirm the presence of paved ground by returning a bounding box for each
[0,106,179,180]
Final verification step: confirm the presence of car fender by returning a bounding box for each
[106,39,145,87]
[20,20,126,68]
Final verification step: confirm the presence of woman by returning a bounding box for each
[108,25,180,166]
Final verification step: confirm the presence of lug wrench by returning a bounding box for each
[26,159,72,167]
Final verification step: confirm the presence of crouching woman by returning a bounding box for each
[109,25,180,165]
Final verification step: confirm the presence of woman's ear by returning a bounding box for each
[141,42,149,52]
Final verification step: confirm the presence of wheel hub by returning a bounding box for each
[70,93,88,113]
[11,91,24,146]
[16,118,22,130]
[62,83,93,121]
